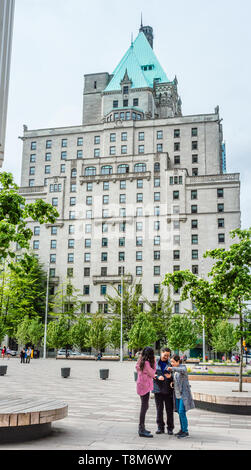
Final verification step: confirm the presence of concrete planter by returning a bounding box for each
[61,368,71,378]
[0,366,7,376]
[99,369,109,380]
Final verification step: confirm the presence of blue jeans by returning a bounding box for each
[176,398,188,433]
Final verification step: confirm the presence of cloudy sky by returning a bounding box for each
[3,0,251,228]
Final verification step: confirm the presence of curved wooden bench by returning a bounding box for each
[0,398,68,442]
[193,392,251,415]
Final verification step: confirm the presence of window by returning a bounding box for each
[173,205,180,214]
[77,137,83,146]
[173,265,180,272]
[29,167,35,175]
[218,233,225,243]
[69,225,75,234]
[109,146,116,156]
[110,133,116,142]
[85,239,91,248]
[136,236,143,246]
[121,145,127,154]
[77,150,83,159]
[192,141,198,150]
[217,188,224,198]
[154,236,160,245]
[119,252,125,261]
[174,155,180,164]
[85,167,96,176]
[192,249,198,259]
[83,285,90,295]
[49,268,56,277]
[45,153,51,161]
[46,140,52,149]
[50,254,56,263]
[136,251,142,261]
[70,183,76,192]
[33,240,39,250]
[103,195,109,205]
[192,154,198,163]
[218,203,224,213]
[61,151,67,160]
[68,253,74,263]
[101,252,108,262]
[103,181,109,190]
[101,165,113,175]
[120,180,126,189]
[137,179,143,188]
[31,141,36,150]
[191,190,197,199]
[173,220,180,229]
[84,253,91,262]
[192,168,198,176]
[191,128,198,137]
[138,132,144,141]
[136,222,143,232]
[45,165,51,174]
[154,266,160,276]
[136,266,142,276]
[174,129,180,138]
[174,303,180,313]
[154,251,160,260]
[154,177,160,187]
[101,267,107,277]
[60,164,66,173]
[120,208,126,217]
[218,218,224,228]
[136,207,143,217]
[191,234,198,244]
[113,100,118,108]
[52,198,58,207]
[173,191,179,200]
[68,239,75,248]
[94,136,100,144]
[120,222,126,232]
[61,139,67,147]
[137,193,143,203]
[86,196,92,205]
[86,210,92,219]
[192,265,199,275]
[121,132,127,141]
[123,86,128,94]
[123,99,128,107]
[30,154,36,162]
[173,250,180,260]
[174,235,180,245]
[51,226,57,235]
[102,209,109,218]
[118,164,129,174]
[191,205,198,213]
[191,219,198,229]
[157,130,163,140]
[174,142,180,152]
[34,226,40,236]
[84,267,90,277]
[94,148,100,157]
[69,211,76,220]
[133,98,139,106]
[102,223,108,233]
[100,285,107,295]
[85,224,91,233]
[154,162,160,172]
[120,194,126,203]
[157,143,163,152]
[67,268,73,277]
[138,145,144,154]
[154,284,160,294]
[134,163,146,172]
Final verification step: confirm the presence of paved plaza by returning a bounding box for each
[0,358,251,450]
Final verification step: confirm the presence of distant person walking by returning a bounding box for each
[136,346,156,438]
[6,347,11,359]
[168,354,195,439]
[20,348,25,364]
[26,347,31,363]
[1,346,6,359]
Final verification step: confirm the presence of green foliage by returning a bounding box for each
[46,317,72,350]
[71,314,90,351]
[88,313,110,351]
[0,317,7,344]
[210,320,238,356]
[15,316,31,345]
[15,316,44,347]
[166,314,198,352]
[144,287,173,346]
[128,312,157,351]
[109,317,122,351]
[0,171,58,260]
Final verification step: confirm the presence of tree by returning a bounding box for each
[28,317,44,348]
[46,317,72,351]
[166,314,199,353]
[0,317,7,344]
[71,314,90,351]
[88,313,110,352]
[128,313,157,352]
[210,320,238,359]
[144,287,173,350]
[109,317,122,352]
[105,277,143,341]
[0,172,58,261]
[15,316,31,346]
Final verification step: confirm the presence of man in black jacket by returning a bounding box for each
[153,347,174,435]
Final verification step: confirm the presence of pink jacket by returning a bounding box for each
[136,359,156,396]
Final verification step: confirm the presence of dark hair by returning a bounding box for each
[161,347,171,353]
[139,347,155,371]
[171,354,180,363]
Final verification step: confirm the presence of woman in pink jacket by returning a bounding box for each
[136,347,157,437]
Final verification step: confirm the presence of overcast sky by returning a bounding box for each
[3,0,251,229]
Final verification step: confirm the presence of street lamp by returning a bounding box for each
[43,261,50,359]
[120,274,123,363]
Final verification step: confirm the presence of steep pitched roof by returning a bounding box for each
[104,32,170,92]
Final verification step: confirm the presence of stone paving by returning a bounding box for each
[0,358,251,450]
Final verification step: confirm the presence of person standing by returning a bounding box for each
[20,348,25,364]
[1,346,6,359]
[136,346,156,438]
[26,347,31,363]
[168,354,195,439]
[6,347,11,359]
[153,347,174,435]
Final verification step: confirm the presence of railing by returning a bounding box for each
[80,171,151,184]
[19,185,46,194]
[92,274,133,285]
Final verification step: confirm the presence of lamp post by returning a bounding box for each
[43,261,50,359]
[120,274,123,363]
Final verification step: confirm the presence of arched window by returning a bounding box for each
[101,165,113,175]
[117,164,129,174]
[154,162,160,172]
[71,168,77,178]
[134,163,146,173]
[85,166,96,176]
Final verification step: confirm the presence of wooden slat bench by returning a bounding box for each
[0,398,68,443]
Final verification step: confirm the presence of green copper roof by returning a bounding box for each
[104,32,170,92]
